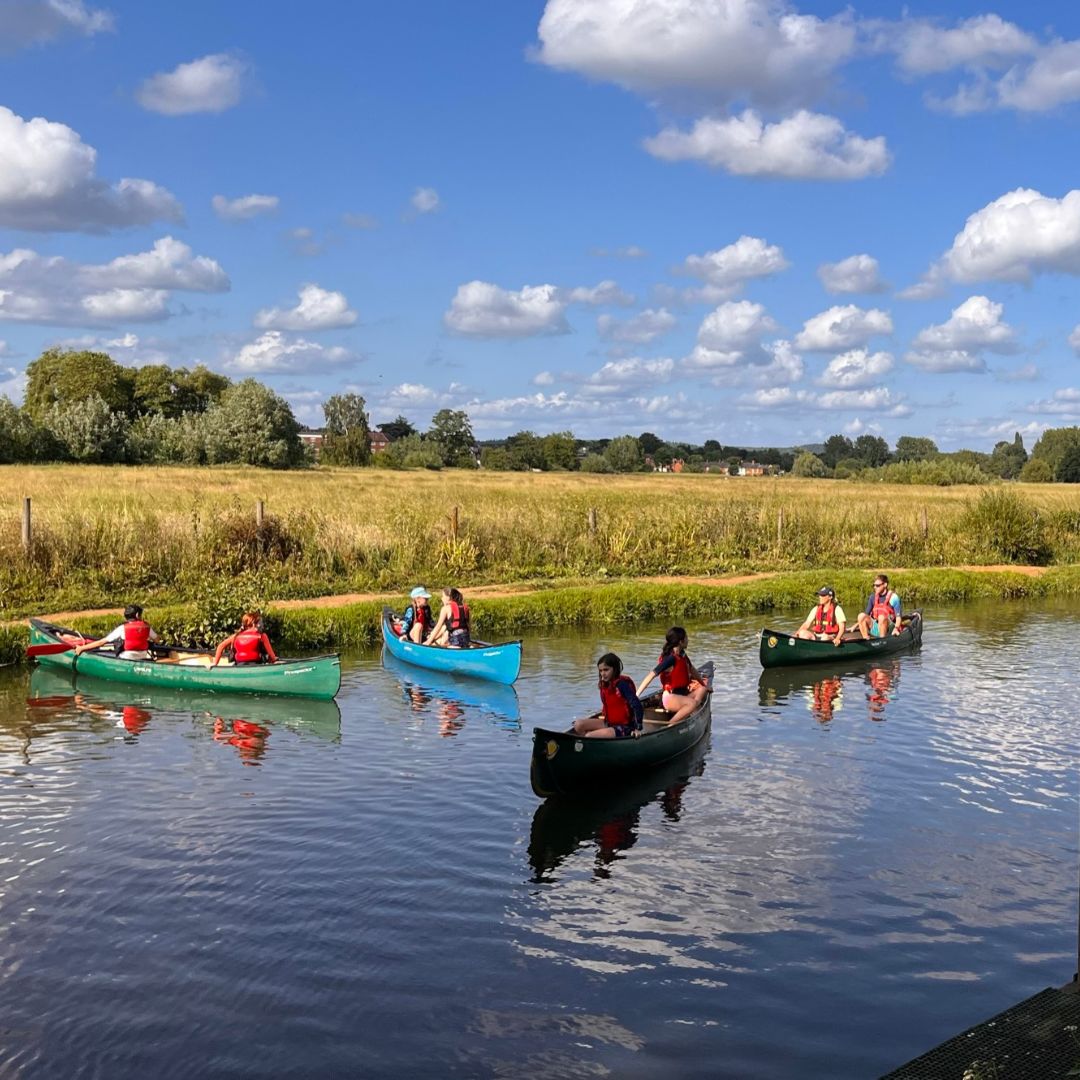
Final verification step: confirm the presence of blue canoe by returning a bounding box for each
[381,607,522,685]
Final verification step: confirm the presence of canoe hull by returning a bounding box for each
[28,619,341,700]
[759,610,923,669]
[381,609,521,684]
[530,662,713,797]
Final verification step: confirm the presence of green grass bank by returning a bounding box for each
[6,566,1078,668]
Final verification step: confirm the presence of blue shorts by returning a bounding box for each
[609,723,639,739]
[448,629,470,647]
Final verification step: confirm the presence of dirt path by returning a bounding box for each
[16,565,1051,627]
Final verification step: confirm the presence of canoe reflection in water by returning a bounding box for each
[527,738,710,884]
[27,667,342,754]
[758,656,905,723]
[381,651,521,736]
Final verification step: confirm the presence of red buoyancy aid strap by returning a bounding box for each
[449,601,469,631]
[871,590,896,620]
[123,619,151,651]
[600,676,633,727]
[659,651,691,691]
[232,629,264,663]
[813,604,840,634]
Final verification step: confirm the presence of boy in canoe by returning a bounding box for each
[73,604,160,661]
[795,586,847,646]
[573,653,644,739]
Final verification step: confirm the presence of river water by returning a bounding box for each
[0,600,1076,1078]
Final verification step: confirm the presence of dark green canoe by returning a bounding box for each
[530,662,713,797]
[29,618,341,700]
[759,611,923,669]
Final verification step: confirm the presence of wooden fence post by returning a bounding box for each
[255,500,265,527]
[587,507,598,534]
[21,497,31,555]
[777,507,784,545]
[920,506,928,539]
[449,505,460,540]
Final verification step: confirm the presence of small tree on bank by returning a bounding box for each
[322,393,372,466]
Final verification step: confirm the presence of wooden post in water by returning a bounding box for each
[450,505,460,540]
[777,507,784,545]
[21,497,31,555]
[255,499,265,527]
[920,506,928,539]
[587,507,597,534]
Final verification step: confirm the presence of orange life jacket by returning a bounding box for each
[659,651,691,693]
[599,675,638,728]
[232,629,265,663]
[812,603,840,635]
[123,619,151,652]
[448,601,469,633]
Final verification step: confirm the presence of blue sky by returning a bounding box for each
[2,0,1080,449]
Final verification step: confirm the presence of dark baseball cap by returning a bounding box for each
[816,586,835,597]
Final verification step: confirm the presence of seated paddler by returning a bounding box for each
[213,612,278,667]
[74,604,160,661]
[795,586,847,647]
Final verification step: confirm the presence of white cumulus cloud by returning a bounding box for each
[795,304,893,352]
[583,357,675,395]
[684,300,780,371]
[817,254,888,294]
[911,295,1018,354]
[817,349,894,388]
[566,280,634,306]
[228,331,358,374]
[136,53,249,116]
[212,193,279,221]
[0,105,182,232]
[254,284,357,331]
[597,307,676,344]
[0,0,112,53]
[535,0,857,110]
[680,235,788,296]
[1070,325,1080,356]
[444,281,569,338]
[885,14,1037,77]
[410,187,440,214]
[645,109,889,181]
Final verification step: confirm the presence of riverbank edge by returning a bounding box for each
[6,565,1078,667]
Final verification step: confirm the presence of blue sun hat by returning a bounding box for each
[410,586,431,600]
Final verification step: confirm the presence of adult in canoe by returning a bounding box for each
[795,586,847,647]
[425,587,471,648]
[635,627,710,725]
[212,612,278,667]
[857,574,902,640]
[74,604,161,661]
[399,586,433,643]
[572,653,644,739]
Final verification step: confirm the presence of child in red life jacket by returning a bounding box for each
[424,587,471,648]
[400,586,433,643]
[635,626,711,725]
[573,652,644,739]
[74,604,160,661]
[212,612,279,667]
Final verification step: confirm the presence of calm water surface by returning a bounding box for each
[0,600,1076,1078]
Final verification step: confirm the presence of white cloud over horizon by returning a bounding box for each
[906,295,1018,374]
[254,284,358,331]
[0,0,112,53]
[227,331,359,374]
[795,304,893,352]
[136,53,250,115]
[817,349,894,388]
[597,307,676,344]
[212,194,279,221]
[817,254,888,295]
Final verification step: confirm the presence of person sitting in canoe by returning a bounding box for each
[399,586,434,643]
[573,652,643,739]
[795,586,847,647]
[212,612,278,667]
[856,574,902,640]
[424,587,471,649]
[635,627,711,724]
[73,604,161,661]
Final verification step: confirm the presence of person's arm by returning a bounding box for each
[75,626,121,655]
[399,605,414,640]
[890,594,902,634]
[212,633,236,667]
[865,595,875,616]
[261,634,278,663]
[637,654,674,696]
[833,608,846,646]
[148,628,161,642]
[423,607,448,645]
[798,608,815,631]
[618,680,644,728]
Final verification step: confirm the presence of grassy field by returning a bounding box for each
[0,464,1078,618]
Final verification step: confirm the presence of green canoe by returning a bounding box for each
[530,662,713,797]
[758,610,923,669]
[29,618,342,700]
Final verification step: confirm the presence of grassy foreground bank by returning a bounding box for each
[1,466,1080,617]
[4,566,1077,668]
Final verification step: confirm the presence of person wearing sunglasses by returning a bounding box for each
[857,574,902,640]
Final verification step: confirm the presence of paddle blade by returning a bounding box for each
[26,642,76,658]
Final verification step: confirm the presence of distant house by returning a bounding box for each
[645,455,684,473]
[299,428,326,454]
[370,430,391,454]
[702,461,730,475]
[740,461,767,476]
[671,458,684,473]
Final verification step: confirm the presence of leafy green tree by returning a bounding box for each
[580,453,613,473]
[603,435,642,472]
[24,348,135,420]
[792,451,827,477]
[820,434,854,469]
[126,412,208,465]
[321,393,371,466]
[1019,457,1053,483]
[703,439,722,457]
[428,409,476,467]
[179,365,230,412]
[894,435,939,462]
[853,434,890,467]
[0,397,55,462]
[727,455,743,474]
[44,393,127,462]
[540,431,578,471]
[505,430,545,470]
[1031,426,1080,477]
[949,449,991,472]
[480,446,512,470]
[1057,444,1080,483]
[204,380,303,468]
[378,415,416,441]
[988,432,1027,479]
[638,431,663,455]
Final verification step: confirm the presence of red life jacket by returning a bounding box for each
[448,601,469,632]
[659,651,691,693]
[412,604,433,635]
[871,590,896,621]
[123,619,151,652]
[599,675,637,728]
[232,629,265,663]
[812,603,840,635]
